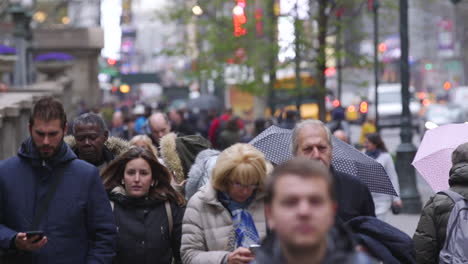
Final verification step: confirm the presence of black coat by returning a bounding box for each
[254,224,378,264]
[109,193,185,264]
[346,216,416,264]
[332,167,376,222]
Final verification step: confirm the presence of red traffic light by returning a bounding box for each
[107,58,117,65]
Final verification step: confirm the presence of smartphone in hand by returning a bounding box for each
[249,244,261,255]
[24,231,45,243]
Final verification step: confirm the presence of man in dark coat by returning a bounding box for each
[254,158,376,264]
[292,119,375,222]
[68,112,130,172]
[0,96,116,263]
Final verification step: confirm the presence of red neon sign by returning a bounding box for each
[233,0,247,37]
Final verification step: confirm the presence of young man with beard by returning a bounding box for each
[0,96,116,263]
[254,158,376,264]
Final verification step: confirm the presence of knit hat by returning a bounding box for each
[160,133,212,183]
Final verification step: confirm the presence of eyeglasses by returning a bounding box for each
[230,182,258,191]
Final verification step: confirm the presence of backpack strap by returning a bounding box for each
[437,190,465,204]
[165,201,173,236]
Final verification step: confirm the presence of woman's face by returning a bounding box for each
[227,180,258,203]
[123,158,154,198]
[364,138,377,152]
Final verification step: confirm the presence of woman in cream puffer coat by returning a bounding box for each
[181,144,268,264]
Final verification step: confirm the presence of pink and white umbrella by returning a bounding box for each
[412,123,468,192]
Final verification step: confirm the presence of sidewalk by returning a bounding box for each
[385,171,434,236]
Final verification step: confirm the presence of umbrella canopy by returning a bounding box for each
[412,123,468,192]
[249,125,397,196]
[187,95,220,111]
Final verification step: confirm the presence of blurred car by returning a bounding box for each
[420,104,466,136]
[368,84,421,128]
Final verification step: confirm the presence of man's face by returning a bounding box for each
[149,118,171,142]
[295,125,332,168]
[73,123,108,164]
[266,174,336,251]
[30,119,67,159]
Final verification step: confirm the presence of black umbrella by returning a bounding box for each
[249,125,397,196]
[186,95,221,111]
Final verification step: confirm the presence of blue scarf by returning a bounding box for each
[365,149,381,159]
[218,192,260,248]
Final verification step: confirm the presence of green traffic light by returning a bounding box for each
[425,63,433,71]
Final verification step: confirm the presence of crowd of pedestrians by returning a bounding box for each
[0,96,467,263]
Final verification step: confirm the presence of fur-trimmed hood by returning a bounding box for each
[64,135,131,157]
[160,133,211,184]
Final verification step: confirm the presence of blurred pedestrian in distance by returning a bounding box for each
[134,104,152,135]
[0,96,116,263]
[278,110,297,130]
[148,112,172,147]
[360,117,377,146]
[217,117,241,150]
[241,118,269,143]
[160,133,212,194]
[185,149,220,200]
[130,135,159,158]
[68,113,130,172]
[254,158,376,264]
[363,133,401,221]
[181,143,269,264]
[110,111,125,138]
[102,147,185,264]
[122,115,137,140]
[170,109,196,136]
[208,108,244,148]
[333,129,351,144]
[292,119,375,222]
[327,106,351,138]
[414,142,468,263]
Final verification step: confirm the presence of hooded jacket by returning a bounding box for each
[185,149,220,200]
[413,161,468,264]
[181,184,267,264]
[0,138,116,264]
[109,187,185,264]
[160,133,212,184]
[254,224,377,264]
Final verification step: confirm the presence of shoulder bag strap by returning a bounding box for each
[165,201,173,236]
[437,190,465,204]
[31,165,67,230]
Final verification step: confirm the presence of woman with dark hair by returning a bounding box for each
[364,133,402,221]
[102,147,185,264]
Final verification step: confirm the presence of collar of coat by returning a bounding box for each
[64,135,131,158]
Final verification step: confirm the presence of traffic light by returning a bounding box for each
[443,81,452,90]
[107,58,117,66]
[378,43,387,53]
[359,101,369,114]
[425,63,433,71]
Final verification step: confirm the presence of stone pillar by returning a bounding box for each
[32,27,104,113]
[0,106,20,160]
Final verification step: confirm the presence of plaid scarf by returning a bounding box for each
[219,192,260,248]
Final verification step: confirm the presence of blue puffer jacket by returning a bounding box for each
[0,138,117,264]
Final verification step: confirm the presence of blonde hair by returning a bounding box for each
[129,135,159,157]
[211,143,267,192]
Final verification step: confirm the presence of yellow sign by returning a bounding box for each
[274,74,315,90]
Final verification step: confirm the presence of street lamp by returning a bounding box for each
[9,0,33,86]
[372,0,380,131]
[395,0,422,214]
